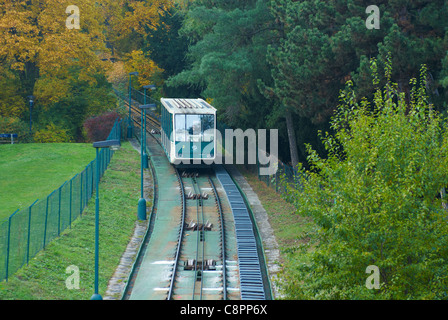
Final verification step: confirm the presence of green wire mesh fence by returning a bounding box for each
[0,118,124,282]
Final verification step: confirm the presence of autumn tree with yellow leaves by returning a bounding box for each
[0,0,107,105]
[106,0,172,90]
[0,0,173,141]
[0,0,113,141]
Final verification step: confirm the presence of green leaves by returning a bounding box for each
[282,58,448,299]
[168,0,275,128]
[269,0,448,128]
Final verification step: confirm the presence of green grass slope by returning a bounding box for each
[0,143,95,220]
[0,141,142,299]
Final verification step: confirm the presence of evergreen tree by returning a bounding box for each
[167,0,276,131]
[143,5,202,98]
[267,0,448,138]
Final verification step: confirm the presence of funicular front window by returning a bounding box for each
[201,115,214,142]
[186,115,201,141]
[174,114,215,142]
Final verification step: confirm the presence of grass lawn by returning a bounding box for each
[0,141,143,300]
[0,143,96,220]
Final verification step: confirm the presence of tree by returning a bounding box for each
[0,0,116,141]
[0,66,24,118]
[0,0,108,100]
[266,0,448,166]
[167,0,276,131]
[143,5,201,98]
[107,0,174,46]
[281,59,448,299]
[124,49,165,88]
[33,71,117,141]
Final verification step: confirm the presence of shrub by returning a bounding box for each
[34,123,72,143]
[0,116,33,143]
[83,111,120,142]
[281,58,448,299]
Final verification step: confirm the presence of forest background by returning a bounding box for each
[1,0,447,166]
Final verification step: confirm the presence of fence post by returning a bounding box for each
[91,161,94,197]
[101,150,103,177]
[98,151,101,180]
[118,120,121,142]
[80,171,83,215]
[43,195,49,249]
[26,200,39,266]
[5,209,18,282]
[85,165,89,205]
[58,184,62,236]
[69,177,73,229]
[99,151,102,178]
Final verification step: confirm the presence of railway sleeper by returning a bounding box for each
[184,259,217,271]
[185,220,213,231]
[181,171,199,178]
[186,192,209,200]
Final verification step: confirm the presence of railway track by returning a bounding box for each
[115,89,269,300]
[168,169,227,300]
[130,104,161,137]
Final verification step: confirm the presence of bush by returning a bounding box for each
[0,116,33,143]
[282,58,448,299]
[34,123,73,143]
[83,111,120,142]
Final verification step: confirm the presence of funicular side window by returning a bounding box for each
[175,114,186,141]
[169,113,173,141]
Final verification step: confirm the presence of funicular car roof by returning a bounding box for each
[161,98,216,115]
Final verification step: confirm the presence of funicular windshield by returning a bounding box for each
[175,114,214,142]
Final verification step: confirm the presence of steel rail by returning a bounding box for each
[167,168,186,300]
[129,104,160,134]
[190,175,205,300]
[129,103,160,127]
[114,87,161,125]
[208,175,227,300]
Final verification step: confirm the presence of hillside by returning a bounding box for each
[0,143,94,220]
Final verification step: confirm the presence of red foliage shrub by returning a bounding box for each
[83,111,120,142]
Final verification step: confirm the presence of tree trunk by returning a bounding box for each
[20,60,39,98]
[441,187,447,212]
[285,109,299,168]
